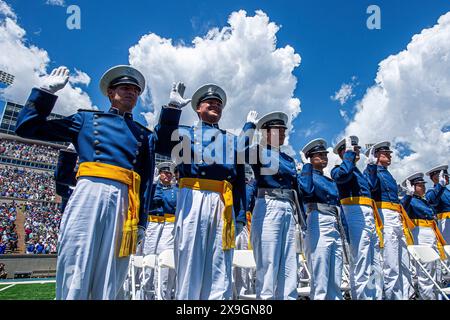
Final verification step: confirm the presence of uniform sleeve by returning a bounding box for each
[364,164,379,192]
[54,150,78,186]
[298,163,314,196]
[239,122,257,163]
[154,106,182,157]
[234,163,247,225]
[15,88,83,142]
[331,151,357,184]
[401,195,413,214]
[425,184,445,206]
[247,180,257,213]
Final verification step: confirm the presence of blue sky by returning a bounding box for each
[1,0,450,163]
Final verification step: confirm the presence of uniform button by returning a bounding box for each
[94,122,99,126]
[227,176,231,179]
[141,128,144,132]
[137,142,142,147]
[279,177,283,181]
[95,150,101,155]
[200,172,206,176]
[135,150,139,155]
[94,140,100,145]
[94,131,99,135]
[140,135,144,139]
[132,159,137,164]
[94,115,99,119]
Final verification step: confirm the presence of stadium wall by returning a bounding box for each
[0,254,57,279]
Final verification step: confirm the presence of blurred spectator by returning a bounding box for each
[0,241,6,254]
[0,140,59,165]
[0,202,18,253]
[0,263,7,279]
[0,165,56,201]
[23,202,61,254]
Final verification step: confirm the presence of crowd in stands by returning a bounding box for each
[0,165,56,202]
[0,140,59,165]
[23,202,61,255]
[0,202,18,254]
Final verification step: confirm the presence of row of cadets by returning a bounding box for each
[163,84,248,300]
[364,141,415,300]
[14,65,183,299]
[298,138,344,300]
[141,162,178,300]
[242,110,303,300]
[331,136,384,300]
[401,171,448,300]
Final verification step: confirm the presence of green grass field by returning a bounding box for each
[0,283,56,300]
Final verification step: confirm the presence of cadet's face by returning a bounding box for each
[159,171,173,185]
[311,152,328,170]
[415,183,426,196]
[196,99,223,124]
[107,84,140,112]
[265,127,286,147]
[377,151,392,167]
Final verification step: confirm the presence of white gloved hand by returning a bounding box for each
[300,151,310,165]
[404,180,415,196]
[438,170,446,187]
[168,82,191,108]
[296,162,303,172]
[366,147,377,165]
[67,143,76,152]
[246,110,258,124]
[41,66,70,94]
[153,168,159,184]
[236,222,245,237]
[345,136,354,152]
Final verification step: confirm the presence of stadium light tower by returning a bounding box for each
[0,70,15,86]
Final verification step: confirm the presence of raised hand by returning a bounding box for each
[246,110,258,124]
[41,66,70,94]
[168,82,191,108]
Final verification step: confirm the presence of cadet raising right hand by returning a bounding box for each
[169,82,191,108]
[41,66,70,94]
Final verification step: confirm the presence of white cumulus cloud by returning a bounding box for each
[129,9,301,145]
[331,82,355,106]
[0,0,94,115]
[332,11,450,183]
[45,0,65,7]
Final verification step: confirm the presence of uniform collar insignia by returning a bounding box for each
[109,107,133,119]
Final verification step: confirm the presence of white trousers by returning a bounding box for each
[413,226,441,300]
[305,209,343,300]
[378,208,414,300]
[341,204,383,300]
[174,187,234,300]
[251,197,298,300]
[142,220,176,300]
[438,218,450,245]
[56,177,129,300]
[233,226,255,296]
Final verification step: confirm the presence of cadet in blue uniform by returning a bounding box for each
[298,138,343,300]
[14,65,183,300]
[54,144,78,213]
[401,172,446,299]
[331,136,383,300]
[142,161,177,300]
[364,141,415,300]
[425,165,450,244]
[243,110,301,300]
[165,84,247,300]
